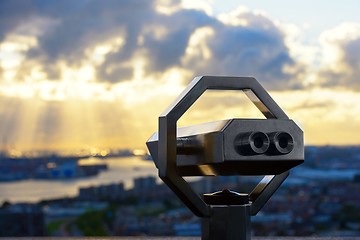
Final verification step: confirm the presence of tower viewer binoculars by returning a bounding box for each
[148,118,302,176]
[146,76,304,239]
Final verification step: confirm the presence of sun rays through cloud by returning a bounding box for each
[0,0,360,154]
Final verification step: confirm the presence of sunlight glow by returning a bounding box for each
[155,0,181,15]
[86,36,125,65]
[1,1,360,154]
[181,0,213,15]
[184,27,214,60]
[0,35,37,52]
[155,0,213,15]
[61,63,95,83]
[217,6,250,26]
[133,58,146,80]
[319,22,360,69]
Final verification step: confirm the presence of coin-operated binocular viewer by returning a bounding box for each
[147,76,304,240]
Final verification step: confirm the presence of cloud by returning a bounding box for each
[182,8,303,89]
[34,1,154,60]
[0,0,304,91]
[2,1,360,152]
[318,22,360,90]
[98,7,216,82]
[0,0,35,41]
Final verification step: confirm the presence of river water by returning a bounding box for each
[0,156,158,203]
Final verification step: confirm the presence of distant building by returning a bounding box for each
[79,182,125,200]
[133,176,157,199]
[0,203,44,236]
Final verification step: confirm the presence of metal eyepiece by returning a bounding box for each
[269,132,294,155]
[235,131,270,155]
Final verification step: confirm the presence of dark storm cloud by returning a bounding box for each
[0,0,35,41]
[28,0,154,62]
[98,8,217,81]
[97,63,137,83]
[0,0,303,90]
[173,11,303,89]
[202,24,297,89]
[142,9,217,72]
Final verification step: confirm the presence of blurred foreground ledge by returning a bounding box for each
[1,237,359,240]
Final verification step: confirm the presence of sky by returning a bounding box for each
[0,0,360,155]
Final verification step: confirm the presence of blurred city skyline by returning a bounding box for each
[1,0,360,154]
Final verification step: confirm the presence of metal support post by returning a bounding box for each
[202,190,251,240]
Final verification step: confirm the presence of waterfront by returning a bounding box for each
[0,146,360,236]
[0,156,158,203]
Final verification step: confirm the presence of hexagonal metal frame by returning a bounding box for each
[157,76,291,217]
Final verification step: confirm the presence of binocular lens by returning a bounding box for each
[235,131,270,155]
[235,131,294,155]
[269,132,294,154]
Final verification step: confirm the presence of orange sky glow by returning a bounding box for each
[1,0,360,155]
